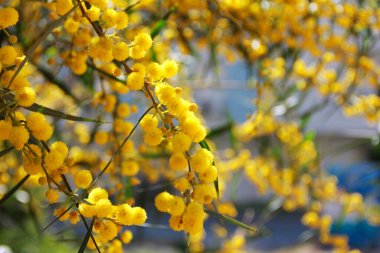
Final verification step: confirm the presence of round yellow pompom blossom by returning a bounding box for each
[95,198,113,218]
[115,11,128,30]
[173,177,191,192]
[56,0,74,16]
[168,196,186,216]
[190,148,214,174]
[169,152,188,171]
[127,72,144,90]
[74,169,93,189]
[121,160,139,176]
[46,189,60,204]
[154,82,176,104]
[129,206,147,225]
[117,103,130,118]
[162,60,178,79]
[180,114,207,142]
[155,192,185,216]
[121,230,133,244]
[63,18,80,34]
[198,165,218,183]
[26,112,53,141]
[51,141,69,157]
[88,187,108,203]
[146,62,163,82]
[78,203,95,218]
[88,37,114,62]
[182,202,206,234]
[0,120,12,140]
[9,126,29,150]
[143,128,163,146]
[169,215,184,231]
[115,203,133,225]
[102,8,118,28]
[112,42,130,61]
[94,131,108,145]
[155,191,173,212]
[44,148,66,171]
[86,6,100,21]
[134,32,152,51]
[99,220,118,241]
[172,132,192,152]
[140,114,158,132]
[88,0,108,10]
[192,184,217,204]
[0,45,17,66]
[15,87,36,107]
[69,211,80,224]
[22,144,42,175]
[301,211,320,228]
[129,33,152,59]
[0,7,19,29]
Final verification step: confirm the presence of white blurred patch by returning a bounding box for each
[0,245,13,253]
[15,190,30,204]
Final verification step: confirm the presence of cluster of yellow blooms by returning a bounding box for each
[218,113,370,252]
[0,0,221,251]
[0,1,170,251]
[1,0,380,252]
[343,94,380,123]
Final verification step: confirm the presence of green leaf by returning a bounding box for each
[0,174,30,206]
[78,218,95,253]
[205,209,257,233]
[24,103,107,123]
[79,67,95,93]
[199,140,219,199]
[150,47,158,62]
[124,177,133,199]
[304,131,316,141]
[150,6,177,39]
[150,20,167,39]
[300,113,311,129]
[0,146,14,158]
[199,140,211,150]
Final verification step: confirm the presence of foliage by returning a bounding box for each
[0,0,379,253]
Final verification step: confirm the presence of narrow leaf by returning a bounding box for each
[150,6,177,39]
[304,131,316,141]
[0,146,14,158]
[0,174,30,206]
[205,209,257,233]
[78,218,95,253]
[24,103,107,123]
[124,177,133,199]
[150,20,167,39]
